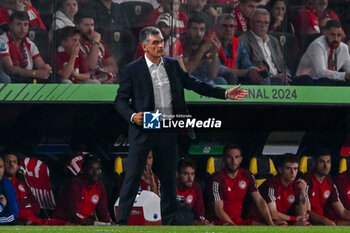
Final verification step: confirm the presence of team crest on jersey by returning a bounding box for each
[91,195,99,204]
[18,184,25,192]
[239,180,247,189]
[324,190,331,199]
[287,195,295,204]
[186,195,193,204]
[227,187,231,191]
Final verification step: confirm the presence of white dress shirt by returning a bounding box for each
[296,35,350,81]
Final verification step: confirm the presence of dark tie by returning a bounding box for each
[328,48,335,71]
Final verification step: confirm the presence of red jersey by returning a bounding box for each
[55,45,89,83]
[305,173,339,217]
[54,177,111,224]
[10,176,40,215]
[79,40,116,83]
[177,181,205,220]
[333,170,350,210]
[145,7,188,38]
[259,176,301,216]
[294,3,340,36]
[0,6,46,29]
[139,175,160,193]
[207,168,257,225]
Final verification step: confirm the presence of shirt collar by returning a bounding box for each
[144,54,164,69]
[251,30,269,43]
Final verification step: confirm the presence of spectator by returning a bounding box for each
[239,8,291,85]
[81,0,125,33]
[180,0,216,31]
[294,0,340,37]
[145,0,188,38]
[0,0,46,29]
[55,26,100,83]
[176,158,211,225]
[50,0,78,33]
[254,154,309,225]
[54,155,111,225]
[0,12,52,83]
[215,14,265,84]
[0,156,18,225]
[4,153,67,225]
[180,15,227,84]
[206,144,274,225]
[296,20,350,86]
[76,12,118,84]
[135,13,185,69]
[267,0,295,34]
[304,149,350,225]
[233,0,261,33]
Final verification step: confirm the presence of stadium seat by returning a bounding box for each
[120,1,153,29]
[249,156,277,187]
[114,156,128,175]
[101,28,137,71]
[299,156,315,174]
[339,157,349,174]
[206,156,224,175]
[19,157,56,211]
[28,27,50,62]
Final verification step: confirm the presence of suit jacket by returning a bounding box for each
[115,56,227,143]
[239,31,289,76]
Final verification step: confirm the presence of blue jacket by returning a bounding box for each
[0,177,18,225]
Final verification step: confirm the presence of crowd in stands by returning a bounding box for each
[0,0,349,85]
[1,144,350,226]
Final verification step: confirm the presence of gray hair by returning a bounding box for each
[139,26,162,45]
[217,13,235,26]
[251,8,270,19]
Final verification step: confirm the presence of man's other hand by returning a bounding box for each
[227,84,248,100]
[132,112,144,126]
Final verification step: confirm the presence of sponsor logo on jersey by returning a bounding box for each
[186,195,193,204]
[287,195,295,204]
[324,190,331,199]
[239,180,247,189]
[91,194,99,204]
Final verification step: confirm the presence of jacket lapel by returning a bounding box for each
[139,56,155,97]
[247,31,266,63]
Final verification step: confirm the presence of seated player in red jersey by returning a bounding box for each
[55,26,100,84]
[254,154,310,226]
[333,168,350,213]
[206,144,274,225]
[3,153,67,225]
[54,155,111,225]
[176,158,211,225]
[305,149,350,225]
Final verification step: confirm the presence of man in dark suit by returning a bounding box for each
[239,8,291,85]
[115,26,247,225]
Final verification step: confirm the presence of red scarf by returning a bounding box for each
[6,32,31,68]
[234,6,247,32]
[219,37,240,69]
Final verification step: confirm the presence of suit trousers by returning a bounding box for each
[117,129,179,225]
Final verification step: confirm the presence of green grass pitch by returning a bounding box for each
[2,226,350,233]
